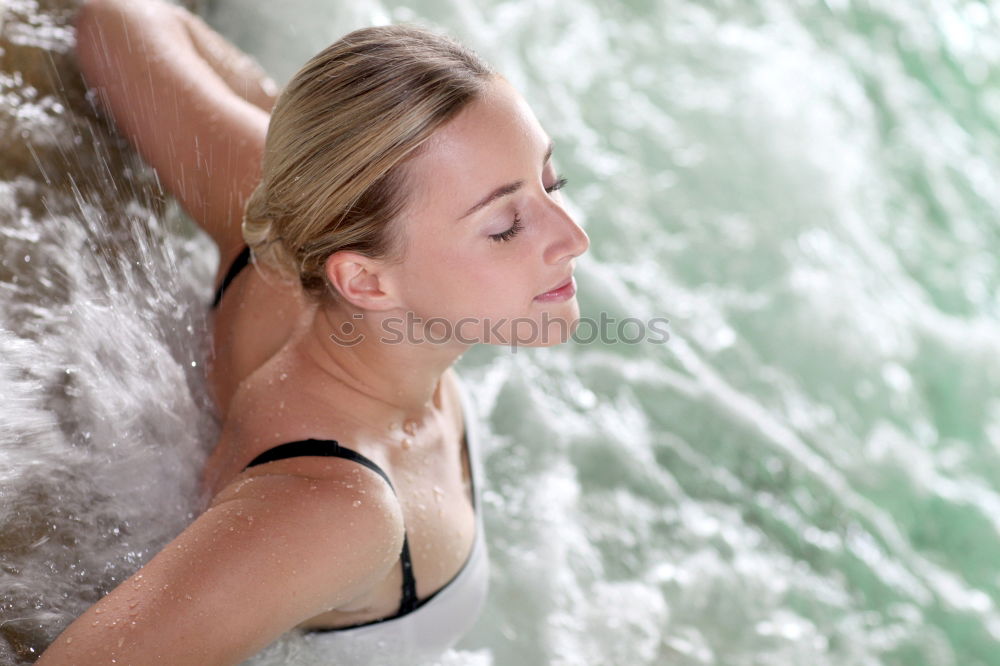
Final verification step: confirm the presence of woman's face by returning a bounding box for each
[387,77,590,348]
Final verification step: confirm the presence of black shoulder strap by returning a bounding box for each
[241,439,420,615]
[211,245,252,309]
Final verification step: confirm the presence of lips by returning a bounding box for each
[539,277,573,295]
[534,276,576,302]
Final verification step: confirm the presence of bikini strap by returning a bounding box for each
[211,245,252,309]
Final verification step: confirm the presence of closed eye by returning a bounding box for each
[546,176,568,194]
[488,176,568,244]
[489,214,523,243]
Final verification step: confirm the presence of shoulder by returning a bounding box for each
[203,443,407,618]
[207,411,406,567]
[208,461,405,565]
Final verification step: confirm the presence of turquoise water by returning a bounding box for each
[2,0,999,664]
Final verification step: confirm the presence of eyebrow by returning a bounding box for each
[457,140,555,220]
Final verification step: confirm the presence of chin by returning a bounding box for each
[507,302,581,348]
[542,311,581,346]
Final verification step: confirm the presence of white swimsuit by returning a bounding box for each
[242,380,490,665]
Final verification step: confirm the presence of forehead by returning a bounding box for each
[402,78,550,218]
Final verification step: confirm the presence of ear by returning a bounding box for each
[323,251,400,310]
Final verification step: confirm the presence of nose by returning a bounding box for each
[542,197,590,265]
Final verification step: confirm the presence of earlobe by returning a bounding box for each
[324,251,397,310]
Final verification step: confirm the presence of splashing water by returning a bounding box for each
[2,0,999,664]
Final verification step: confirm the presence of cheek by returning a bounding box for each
[397,239,485,312]
[398,228,539,317]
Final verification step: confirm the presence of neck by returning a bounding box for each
[297,299,470,423]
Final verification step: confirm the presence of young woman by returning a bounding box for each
[39,0,589,663]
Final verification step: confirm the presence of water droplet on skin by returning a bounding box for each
[117,637,124,648]
[352,500,362,507]
[401,438,412,450]
[433,486,444,501]
[66,638,73,644]
[279,373,288,381]
[403,420,417,435]
[185,594,193,600]
[95,608,104,614]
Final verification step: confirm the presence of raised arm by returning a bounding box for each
[74,0,273,263]
[36,464,405,665]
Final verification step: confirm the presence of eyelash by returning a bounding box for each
[488,176,569,243]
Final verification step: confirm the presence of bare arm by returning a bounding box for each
[74,0,272,262]
[176,7,278,113]
[36,465,405,665]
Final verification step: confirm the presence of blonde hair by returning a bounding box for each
[243,24,494,301]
